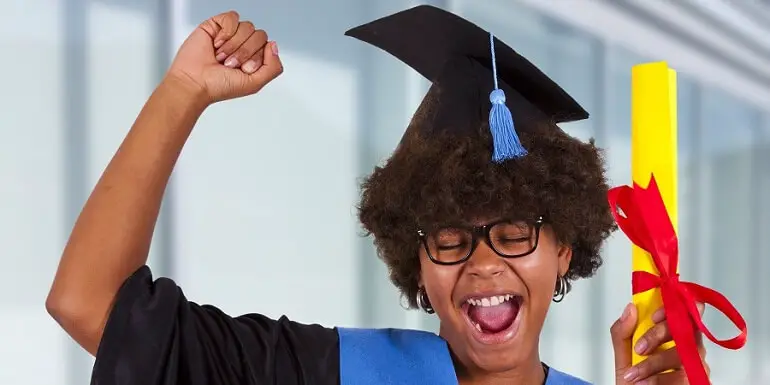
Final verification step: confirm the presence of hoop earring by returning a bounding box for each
[553,275,566,303]
[417,287,435,314]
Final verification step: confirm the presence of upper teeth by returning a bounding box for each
[466,294,515,307]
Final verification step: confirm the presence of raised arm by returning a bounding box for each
[46,11,283,355]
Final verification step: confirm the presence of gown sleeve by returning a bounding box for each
[90,265,340,385]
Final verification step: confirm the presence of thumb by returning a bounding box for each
[244,41,284,94]
[611,303,637,378]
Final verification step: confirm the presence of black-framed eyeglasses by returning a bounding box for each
[417,216,545,265]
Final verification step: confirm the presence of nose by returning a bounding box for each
[465,242,506,278]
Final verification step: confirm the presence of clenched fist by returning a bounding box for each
[166,11,283,104]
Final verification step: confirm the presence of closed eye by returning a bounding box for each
[494,237,529,244]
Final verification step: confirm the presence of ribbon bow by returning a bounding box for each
[607,175,747,385]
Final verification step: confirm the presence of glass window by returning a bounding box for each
[698,87,760,383]
[173,0,362,331]
[675,77,700,274]
[0,2,69,384]
[760,116,770,383]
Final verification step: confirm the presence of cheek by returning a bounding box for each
[418,249,460,309]
[514,248,560,305]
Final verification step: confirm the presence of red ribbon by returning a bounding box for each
[607,175,747,385]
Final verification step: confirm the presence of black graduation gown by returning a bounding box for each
[90,266,340,385]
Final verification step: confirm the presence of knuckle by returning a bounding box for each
[254,29,268,42]
[248,54,263,65]
[635,360,652,378]
[227,10,239,20]
[613,368,630,382]
[647,324,667,344]
[233,46,253,60]
[202,19,218,32]
[654,324,669,339]
[241,21,255,31]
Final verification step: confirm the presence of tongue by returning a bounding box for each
[468,301,518,333]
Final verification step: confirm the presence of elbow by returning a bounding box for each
[45,291,77,327]
[45,290,93,330]
[45,292,104,355]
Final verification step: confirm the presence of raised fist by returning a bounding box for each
[166,11,283,104]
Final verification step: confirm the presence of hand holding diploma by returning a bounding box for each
[610,177,747,384]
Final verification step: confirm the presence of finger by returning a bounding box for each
[241,47,265,74]
[635,320,672,356]
[649,303,707,355]
[212,11,240,49]
[228,30,268,73]
[216,21,256,65]
[244,41,283,92]
[611,303,637,378]
[621,347,681,383]
[651,306,666,323]
[651,302,705,323]
[630,370,687,385]
[199,11,240,48]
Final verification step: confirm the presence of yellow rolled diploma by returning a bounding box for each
[630,62,678,365]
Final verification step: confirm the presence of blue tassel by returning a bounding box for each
[489,89,527,162]
[488,33,527,163]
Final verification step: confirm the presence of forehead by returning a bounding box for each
[438,216,530,228]
[470,216,500,227]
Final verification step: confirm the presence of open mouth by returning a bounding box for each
[460,293,523,344]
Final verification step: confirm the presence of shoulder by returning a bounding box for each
[546,366,592,385]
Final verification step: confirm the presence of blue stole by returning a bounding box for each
[337,328,591,384]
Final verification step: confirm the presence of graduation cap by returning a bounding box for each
[345,5,588,163]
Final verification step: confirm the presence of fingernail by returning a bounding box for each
[634,338,648,354]
[271,41,279,56]
[623,367,638,382]
[214,40,224,49]
[216,52,228,62]
[242,60,257,73]
[224,56,239,68]
[651,307,665,323]
[620,303,632,321]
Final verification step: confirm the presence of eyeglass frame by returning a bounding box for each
[416,216,545,266]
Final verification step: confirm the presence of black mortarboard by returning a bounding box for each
[345,5,589,162]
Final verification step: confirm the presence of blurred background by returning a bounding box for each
[2,0,769,384]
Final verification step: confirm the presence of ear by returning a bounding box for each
[557,244,572,277]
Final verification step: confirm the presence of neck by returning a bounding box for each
[451,349,545,385]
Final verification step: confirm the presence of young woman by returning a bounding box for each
[46,6,708,385]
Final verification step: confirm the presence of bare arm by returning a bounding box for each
[46,76,209,355]
[46,10,282,356]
